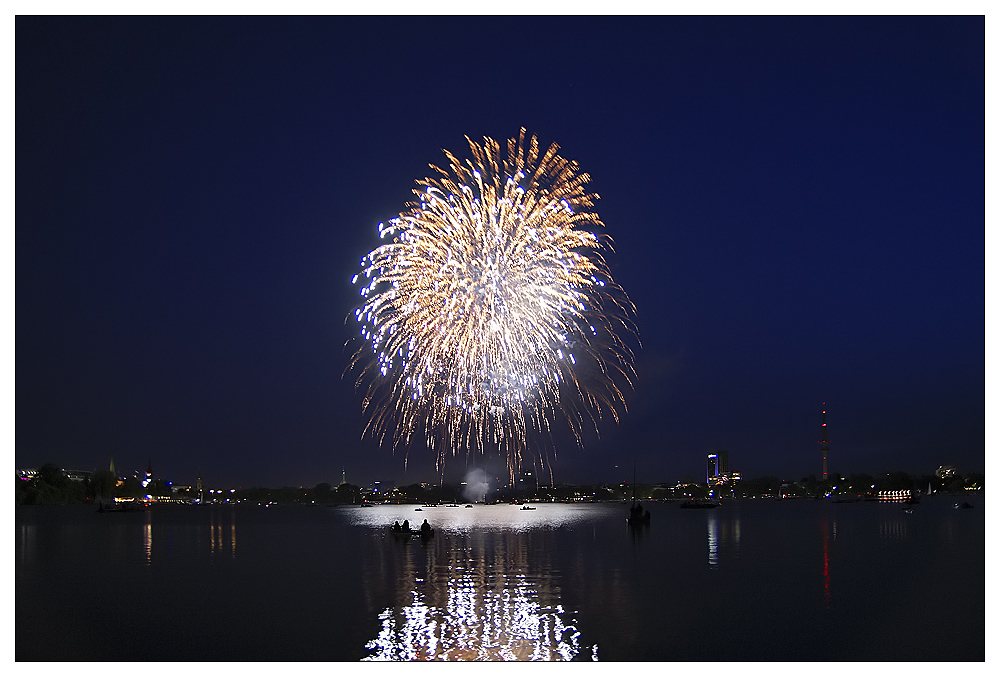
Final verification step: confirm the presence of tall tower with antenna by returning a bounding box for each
[820,403,829,481]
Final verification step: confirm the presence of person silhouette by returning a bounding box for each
[420,519,431,533]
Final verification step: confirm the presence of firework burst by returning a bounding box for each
[350,129,636,478]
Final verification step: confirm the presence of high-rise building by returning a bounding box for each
[707,450,729,481]
[707,450,740,490]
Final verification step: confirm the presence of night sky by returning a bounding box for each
[16,16,984,490]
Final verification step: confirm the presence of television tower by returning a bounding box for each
[820,403,829,481]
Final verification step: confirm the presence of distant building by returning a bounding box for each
[513,469,536,491]
[707,451,729,481]
[936,465,957,478]
[707,451,740,491]
[17,467,90,482]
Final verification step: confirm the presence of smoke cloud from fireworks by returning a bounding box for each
[461,468,491,503]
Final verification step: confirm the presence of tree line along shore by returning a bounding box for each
[16,462,983,506]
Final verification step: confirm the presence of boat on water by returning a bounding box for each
[954,502,974,509]
[465,504,474,508]
[520,505,536,510]
[679,498,721,509]
[627,459,652,526]
[625,503,649,527]
[390,519,435,537]
[389,527,435,538]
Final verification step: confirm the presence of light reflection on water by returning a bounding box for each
[352,504,601,661]
[706,510,740,567]
[345,502,602,532]
[707,511,719,566]
[207,509,237,558]
[144,511,152,565]
[363,559,585,660]
[15,497,985,661]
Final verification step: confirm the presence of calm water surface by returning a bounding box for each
[16,495,984,661]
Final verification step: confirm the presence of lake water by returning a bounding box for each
[16,495,985,661]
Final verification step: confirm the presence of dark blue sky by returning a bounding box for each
[16,16,984,489]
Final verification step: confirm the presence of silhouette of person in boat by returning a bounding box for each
[630,502,650,524]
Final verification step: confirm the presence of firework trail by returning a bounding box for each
[350,129,636,479]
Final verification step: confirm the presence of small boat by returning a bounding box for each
[626,460,651,526]
[679,499,721,509]
[465,504,474,508]
[520,505,536,510]
[414,508,422,511]
[954,502,974,509]
[390,528,435,538]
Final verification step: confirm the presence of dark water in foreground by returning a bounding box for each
[16,495,984,661]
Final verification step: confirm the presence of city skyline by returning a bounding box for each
[16,16,984,489]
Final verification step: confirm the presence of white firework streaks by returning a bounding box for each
[350,129,637,478]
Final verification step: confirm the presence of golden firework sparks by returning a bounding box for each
[350,129,636,479]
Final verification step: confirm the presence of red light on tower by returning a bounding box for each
[819,404,829,481]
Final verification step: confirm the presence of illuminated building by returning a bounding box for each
[19,467,91,482]
[110,457,124,487]
[935,465,957,478]
[706,451,728,481]
[706,451,740,492]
